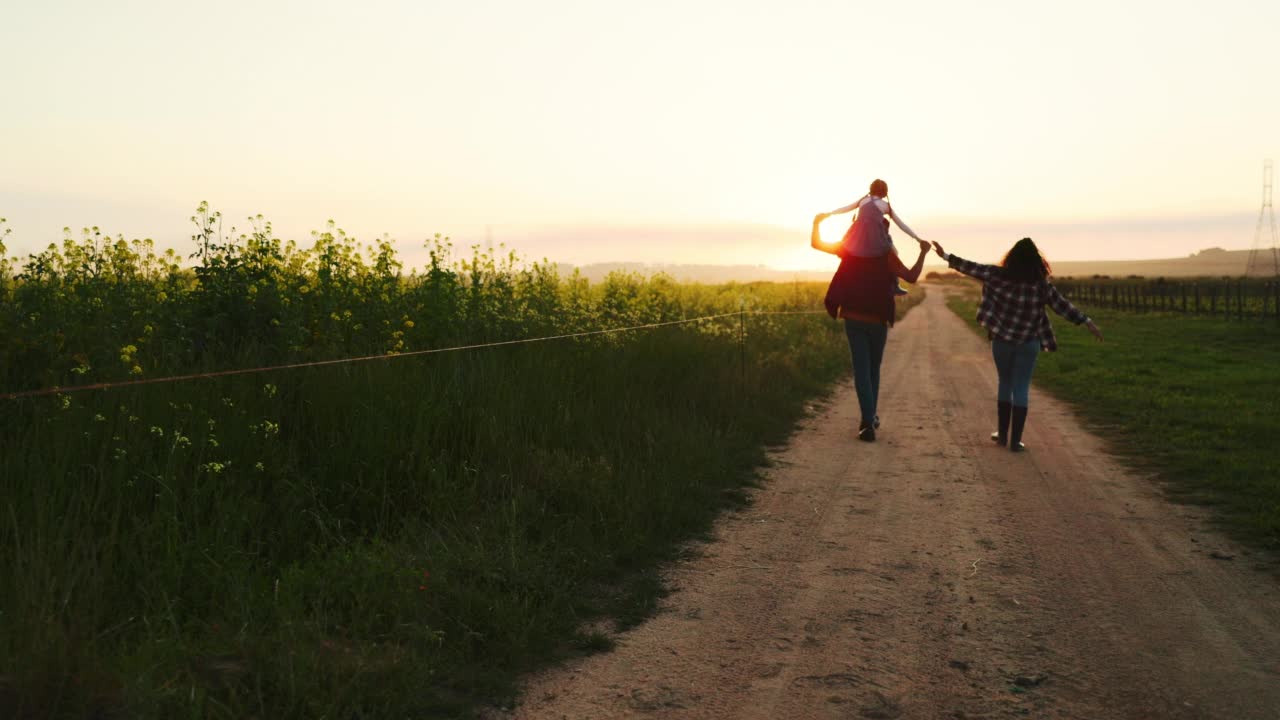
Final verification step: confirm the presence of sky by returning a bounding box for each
[2,0,1278,271]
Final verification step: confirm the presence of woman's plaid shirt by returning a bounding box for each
[947,255,1089,351]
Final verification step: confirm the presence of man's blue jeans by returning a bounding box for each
[991,337,1040,407]
[844,319,887,427]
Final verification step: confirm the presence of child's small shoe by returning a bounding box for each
[893,283,909,297]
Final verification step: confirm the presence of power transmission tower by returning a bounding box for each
[1245,159,1279,277]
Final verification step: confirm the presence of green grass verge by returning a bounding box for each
[944,286,1280,548]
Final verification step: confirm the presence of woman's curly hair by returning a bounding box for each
[1001,237,1052,283]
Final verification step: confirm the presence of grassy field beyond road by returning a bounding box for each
[946,288,1280,547]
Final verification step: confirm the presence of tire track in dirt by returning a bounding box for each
[498,287,1280,720]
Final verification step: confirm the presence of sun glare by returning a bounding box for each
[767,216,849,271]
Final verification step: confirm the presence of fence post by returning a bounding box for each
[1194,283,1200,314]
[738,303,746,385]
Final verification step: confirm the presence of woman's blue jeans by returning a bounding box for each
[991,337,1040,407]
[844,319,887,427]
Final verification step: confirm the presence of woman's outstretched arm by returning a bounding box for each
[811,214,843,255]
[1045,283,1104,340]
[931,241,1002,282]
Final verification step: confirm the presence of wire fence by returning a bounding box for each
[1055,278,1280,322]
[1,309,831,402]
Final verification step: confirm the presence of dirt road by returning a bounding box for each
[505,288,1280,719]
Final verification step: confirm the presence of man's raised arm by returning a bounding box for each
[811,214,842,255]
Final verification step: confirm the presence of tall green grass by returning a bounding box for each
[945,288,1280,547]
[0,206,918,718]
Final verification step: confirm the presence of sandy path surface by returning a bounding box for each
[502,288,1280,720]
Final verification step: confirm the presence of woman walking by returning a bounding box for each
[931,238,1103,451]
[811,212,929,442]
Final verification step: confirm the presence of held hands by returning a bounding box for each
[931,241,947,259]
[1085,319,1104,342]
[813,212,831,224]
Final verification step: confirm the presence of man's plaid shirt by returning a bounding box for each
[947,255,1089,351]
